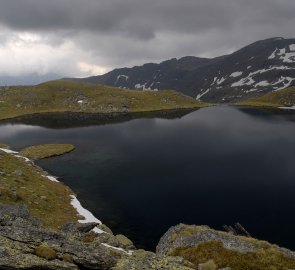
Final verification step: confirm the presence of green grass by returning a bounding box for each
[0,144,9,149]
[0,80,206,120]
[171,241,295,270]
[19,144,75,160]
[239,86,295,108]
[0,149,79,229]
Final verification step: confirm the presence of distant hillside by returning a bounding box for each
[0,80,204,120]
[68,37,295,103]
[240,86,295,108]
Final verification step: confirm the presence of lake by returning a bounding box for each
[1,106,295,251]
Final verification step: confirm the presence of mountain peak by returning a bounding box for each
[69,37,295,103]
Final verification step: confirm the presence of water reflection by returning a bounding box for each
[0,106,295,251]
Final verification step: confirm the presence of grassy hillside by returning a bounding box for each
[0,149,79,228]
[239,86,295,108]
[19,144,75,160]
[0,80,205,120]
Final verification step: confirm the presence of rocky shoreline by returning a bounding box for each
[1,204,295,270]
[1,147,295,269]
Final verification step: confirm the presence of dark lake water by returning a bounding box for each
[1,106,295,251]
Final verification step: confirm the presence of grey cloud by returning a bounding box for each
[1,0,294,39]
[0,0,294,76]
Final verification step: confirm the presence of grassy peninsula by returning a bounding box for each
[0,80,205,120]
[239,86,295,108]
[20,144,75,160]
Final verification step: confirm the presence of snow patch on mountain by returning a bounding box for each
[268,49,277,59]
[273,77,294,91]
[255,80,270,87]
[230,71,243,78]
[232,77,255,87]
[134,83,157,91]
[115,75,129,84]
[216,77,226,85]
[196,89,210,100]
[280,52,295,63]
[211,77,218,86]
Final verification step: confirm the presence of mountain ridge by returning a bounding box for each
[67,37,295,103]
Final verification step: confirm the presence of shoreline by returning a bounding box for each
[0,107,201,122]
[0,148,113,237]
[0,146,135,255]
[1,134,295,268]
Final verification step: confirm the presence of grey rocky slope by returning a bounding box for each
[70,37,295,103]
[0,204,193,270]
[1,204,295,270]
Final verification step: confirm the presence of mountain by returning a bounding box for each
[69,37,295,103]
[0,73,62,86]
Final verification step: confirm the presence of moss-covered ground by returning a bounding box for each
[171,241,295,270]
[0,149,78,229]
[0,80,206,120]
[19,144,75,160]
[239,86,295,108]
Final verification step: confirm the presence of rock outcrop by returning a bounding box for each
[0,204,127,269]
[0,204,195,270]
[156,224,295,270]
[1,205,295,270]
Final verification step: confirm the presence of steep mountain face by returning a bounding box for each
[72,38,295,103]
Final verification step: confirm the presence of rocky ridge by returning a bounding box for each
[71,37,295,103]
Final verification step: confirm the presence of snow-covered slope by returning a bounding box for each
[71,37,295,103]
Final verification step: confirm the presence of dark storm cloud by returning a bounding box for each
[0,0,294,76]
[1,0,294,40]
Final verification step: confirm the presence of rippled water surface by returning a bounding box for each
[1,107,295,250]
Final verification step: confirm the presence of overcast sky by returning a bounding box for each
[0,0,294,77]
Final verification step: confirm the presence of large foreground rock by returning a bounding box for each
[0,204,195,270]
[2,204,295,270]
[0,204,127,269]
[156,224,295,270]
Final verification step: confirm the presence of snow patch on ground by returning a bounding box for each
[101,243,133,255]
[279,106,295,110]
[0,148,31,162]
[135,83,149,90]
[0,148,18,154]
[135,83,157,91]
[0,147,136,255]
[70,195,102,225]
[230,71,243,78]
[46,175,59,182]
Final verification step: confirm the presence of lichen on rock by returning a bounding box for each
[156,224,295,270]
